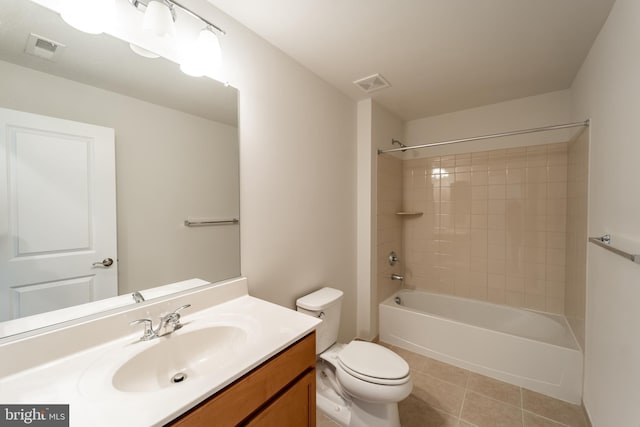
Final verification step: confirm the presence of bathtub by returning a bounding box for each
[379,289,583,404]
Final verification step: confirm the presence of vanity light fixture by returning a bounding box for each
[142,0,176,37]
[179,27,222,77]
[61,0,116,35]
[128,0,226,77]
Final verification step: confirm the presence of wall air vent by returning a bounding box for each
[353,73,391,94]
[24,33,65,61]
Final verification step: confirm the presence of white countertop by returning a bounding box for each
[0,278,320,426]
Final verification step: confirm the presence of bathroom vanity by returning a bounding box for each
[170,332,315,426]
[0,278,320,426]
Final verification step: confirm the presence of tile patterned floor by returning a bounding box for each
[317,345,589,427]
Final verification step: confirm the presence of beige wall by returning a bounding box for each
[202,1,358,341]
[356,99,375,339]
[400,143,568,313]
[0,59,239,295]
[571,0,640,423]
[565,130,588,350]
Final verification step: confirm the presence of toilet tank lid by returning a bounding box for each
[296,287,343,310]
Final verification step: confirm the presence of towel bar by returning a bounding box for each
[184,218,239,227]
[588,235,640,264]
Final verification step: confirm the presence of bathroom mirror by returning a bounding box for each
[0,0,240,339]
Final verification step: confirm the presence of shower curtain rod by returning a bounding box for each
[377,120,590,154]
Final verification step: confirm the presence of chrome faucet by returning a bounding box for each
[391,273,404,281]
[130,304,191,341]
[132,291,145,303]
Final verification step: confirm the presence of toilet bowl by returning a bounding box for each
[296,287,412,427]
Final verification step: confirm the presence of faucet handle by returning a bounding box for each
[130,318,155,341]
[172,304,191,314]
[165,304,191,331]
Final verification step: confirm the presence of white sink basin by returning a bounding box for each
[112,325,247,392]
[78,315,262,398]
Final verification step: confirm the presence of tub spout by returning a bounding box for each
[391,273,404,281]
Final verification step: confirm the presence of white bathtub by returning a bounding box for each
[379,289,583,404]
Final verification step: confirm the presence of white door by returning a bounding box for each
[0,108,117,321]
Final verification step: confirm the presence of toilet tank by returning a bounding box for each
[296,287,343,354]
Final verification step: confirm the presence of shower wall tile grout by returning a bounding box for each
[382,142,570,314]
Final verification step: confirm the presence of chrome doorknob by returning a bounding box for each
[92,258,114,268]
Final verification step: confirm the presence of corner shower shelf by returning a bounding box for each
[395,211,423,217]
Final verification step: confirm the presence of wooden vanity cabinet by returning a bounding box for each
[167,332,316,427]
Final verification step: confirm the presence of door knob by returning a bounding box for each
[92,258,114,268]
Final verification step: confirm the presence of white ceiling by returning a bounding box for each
[208,0,615,121]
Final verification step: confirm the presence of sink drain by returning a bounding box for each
[171,372,188,384]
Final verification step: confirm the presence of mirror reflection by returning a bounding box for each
[0,0,240,337]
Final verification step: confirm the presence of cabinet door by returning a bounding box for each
[245,370,316,427]
[167,333,316,427]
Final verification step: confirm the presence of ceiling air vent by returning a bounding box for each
[24,33,65,61]
[353,73,391,94]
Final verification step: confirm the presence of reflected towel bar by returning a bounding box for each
[184,218,239,227]
[588,235,640,264]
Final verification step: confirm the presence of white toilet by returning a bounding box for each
[296,287,412,427]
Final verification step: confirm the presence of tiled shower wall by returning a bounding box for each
[565,131,589,349]
[399,143,569,313]
[377,154,404,304]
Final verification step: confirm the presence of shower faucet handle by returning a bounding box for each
[388,251,399,266]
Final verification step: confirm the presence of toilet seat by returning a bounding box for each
[337,341,410,386]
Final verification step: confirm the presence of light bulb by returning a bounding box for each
[143,1,176,38]
[61,0,115,35]
[180,28,222,77]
